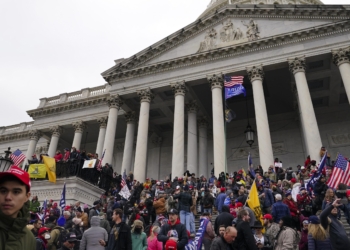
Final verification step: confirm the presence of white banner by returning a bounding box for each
[82,159,97,169]
[119,185,131,200]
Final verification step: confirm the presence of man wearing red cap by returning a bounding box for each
[263,214,279,246]
[0,166,37,249]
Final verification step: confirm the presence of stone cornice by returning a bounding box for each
[102,5,350,83]
[105,19,350,83]
[27,94,109,119]
[0,131,30,143]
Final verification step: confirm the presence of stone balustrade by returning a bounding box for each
[0,122,35,135]
[38,84,110,108]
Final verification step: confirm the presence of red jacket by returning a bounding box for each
[296,193,311,209]
[229,204,237,218]
[283,198,298,217]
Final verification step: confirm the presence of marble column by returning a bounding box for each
[95,117,108,157]
[121,111,136,175]
[247,65,274,171]
[102,95,123,165]
[288,56,322,161]
[134,88,154,181]
[25,130,42,165]
[71,121,87,150]
[198,117,209,177]
[186,100,199,175]
[170,81,186,178]
[207,74,225,177]
[332,47,350,104]
[47,126,63,157]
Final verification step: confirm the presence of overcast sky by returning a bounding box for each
[0,0,347,127]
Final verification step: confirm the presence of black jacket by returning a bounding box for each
[214,206,234,235]
[173,192,193,213]
[108,222,132,250]
[158,220,188,250]
[202,193,214,208]
[233,218,258,250]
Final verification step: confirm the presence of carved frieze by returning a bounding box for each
[288,56,306,74]
[170,81,186,96]
[137,88,154,103]
[72,121,87,133]
[97,117,108,128]
[198,19,259,53]
[107,95,123,109]
[332,47,350,66]
[247,65,264,82]
[28,129,42,141]
[328,133,350,147]
[231,142,285,160]
[207,74,224,90]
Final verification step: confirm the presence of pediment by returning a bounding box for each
[102,5,350,83]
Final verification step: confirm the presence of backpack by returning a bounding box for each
[35,238,45,250]
[54,227,69,249]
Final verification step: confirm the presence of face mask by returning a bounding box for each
[44,234,51,240]
[134,228,142,234]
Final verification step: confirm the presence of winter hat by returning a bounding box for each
[76,207,83,213]
[220,187,226,193]
[57,216,66,227]
[308,215,320,224]
[285,191,292,197]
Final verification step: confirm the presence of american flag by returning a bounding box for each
[97,149,105,171]
[119,169,131,199]
[327,154,350,188]
[224,76,244,87]
[10,149,26,166]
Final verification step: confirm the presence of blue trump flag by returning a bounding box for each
[225,85,246,100]
[307,151,327,193]
[248,153,256,178]
[59,182,66,213]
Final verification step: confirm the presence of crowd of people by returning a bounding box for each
[1,146,350,250]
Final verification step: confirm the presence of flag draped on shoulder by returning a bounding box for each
[328,153,350,188]
[307,151,327,193]
[82,159,97,169]
[10,149,26,166]
[248,153,255,178]
[28,164,47,178]
[246,181,264,232]
[119,170,131,199]
[42,156,56,183]
[60,183,66,212]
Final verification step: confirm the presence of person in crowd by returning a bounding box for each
[208,172,217,185]
[147,226,162,250]
[215,187,227,214]
[73,207,89,231]
[99,212,111,233]
[157,208,188,250]
[320,198,350,250]
[263,214,279,247]
[297,187,312,217]
[47,216,66,250]
[307,215,332,250]
[313,175,328,211]
[29,154,39,164]
[57,232,78,250]
[63,148,70,162]
[130,219,147,250]
[107,208,132,250]
[283,191,300,230]
[32,219,43,237]
[271,194,290,223]
[274,216,299,250]
[0,166,36,250]
[79,216,108,250]
[299,220,309,250]
[36,227,51,250]
[63,211,73,229]
[29,195,41,214]
[252,221,272,250]
[210,226,237,250]
[202,188,214,214]
[218,225,226,237]
[233,209,258,250]
[257,184,274,214]
[173,184,193,234]
[199,212,215,250]
[89,200,101,221]
[54,150,63,162]
[321,188,335,210]
[214,205,234,235]
[153,191,167,220]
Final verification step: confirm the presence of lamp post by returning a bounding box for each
[245,124,255,147]
[0,147,13,172]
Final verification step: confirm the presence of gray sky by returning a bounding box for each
[0,0,347,127]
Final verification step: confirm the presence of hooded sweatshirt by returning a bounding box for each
[157,218,188,250]
[80,216,108,250]
[0,200,37,250]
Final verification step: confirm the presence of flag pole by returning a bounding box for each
[224,84,228,186]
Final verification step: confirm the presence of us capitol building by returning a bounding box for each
[1,0,350,202]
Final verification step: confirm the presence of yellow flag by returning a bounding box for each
[28,164,47,178]
[241,169,247,178]
[42,156,56,183]
[246,181,265,233]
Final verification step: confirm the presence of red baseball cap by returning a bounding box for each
[263,214,273,220]
[165,239,177,250]
[0,166,31,191]
[235,202,243,208]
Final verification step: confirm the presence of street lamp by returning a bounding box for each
[0,147,13,172]
[245,124,255,147]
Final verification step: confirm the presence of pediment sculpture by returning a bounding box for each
[197,19,260,53]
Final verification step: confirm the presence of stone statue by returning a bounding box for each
[198,28,217,52]
[220,19,234,42]
[242,19,260,41]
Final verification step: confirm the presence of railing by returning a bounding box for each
[39,84,109,108]
[0,122,35,135]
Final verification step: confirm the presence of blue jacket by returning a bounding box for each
[271,201,290,223]
[307,234,332,250]
[262,189,274,208]
[215,193,226,212]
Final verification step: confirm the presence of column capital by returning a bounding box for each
[97,117,108,128]
[49,125,63,137]
[247,65,264,82]
[170,81,186,96]
[137,88,154,103]
[198,116,209,128]
[124,111,137,123]
[186,100,199,113]
[107,94,123,109]
[332,47,350,66]
[28,129,42,141]
[151,136,162,147]
[207,74,224,90]
[72,121,87,133]
[288,56,306,74]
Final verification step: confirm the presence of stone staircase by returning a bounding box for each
[194,211,218,231]
[340,211,350,239]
